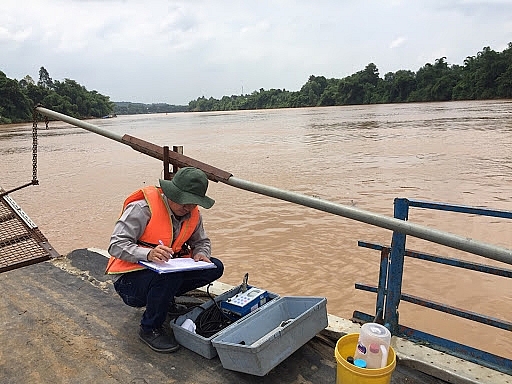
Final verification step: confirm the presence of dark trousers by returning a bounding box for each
[114,258,224,332]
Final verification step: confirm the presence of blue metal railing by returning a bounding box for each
[354,198,512,375]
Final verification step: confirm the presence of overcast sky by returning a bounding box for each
[2,1,511,105]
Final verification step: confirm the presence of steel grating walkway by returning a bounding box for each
[0,188,59,273]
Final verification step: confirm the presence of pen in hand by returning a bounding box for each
[158,240,175,259]
[150,240,174,261]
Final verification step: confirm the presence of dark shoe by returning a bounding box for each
[138,327,180,353]
[168,302,189,318]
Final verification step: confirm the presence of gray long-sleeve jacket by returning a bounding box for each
[108,196,211,265]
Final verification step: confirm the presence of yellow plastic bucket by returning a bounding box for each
[335,333,396,384]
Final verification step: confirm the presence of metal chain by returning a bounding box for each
[32,110,38,185]
[0,108,45,197]
[31,108,48,186]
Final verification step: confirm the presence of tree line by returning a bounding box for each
[113,102,187,115]
[0,66,188,123]
[188,43,512,111]
[1,43,511,123]
[0,67,114,123]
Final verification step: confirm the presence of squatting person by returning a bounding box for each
[105,167,224,352]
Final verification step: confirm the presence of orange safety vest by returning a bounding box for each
[105,185,200,274]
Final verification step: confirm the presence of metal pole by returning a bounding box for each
[36,106,124,143]
[225,176,512,265]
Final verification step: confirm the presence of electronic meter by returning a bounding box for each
[220,287,270,318]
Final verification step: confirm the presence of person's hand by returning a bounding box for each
[193,253,212,263]
[147,244,174,262]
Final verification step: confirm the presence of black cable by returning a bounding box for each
[195,284,236,338]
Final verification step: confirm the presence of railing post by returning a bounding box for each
[374,247,390,323]
[384,198,409,334]
[163,146,170,180]
[172,146,183,174]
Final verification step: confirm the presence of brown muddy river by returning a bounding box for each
[1,100,511,359]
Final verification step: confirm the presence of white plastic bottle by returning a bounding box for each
[365,343,384,369]
[353,323,391,369]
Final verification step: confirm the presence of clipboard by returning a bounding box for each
[139,258,217,274]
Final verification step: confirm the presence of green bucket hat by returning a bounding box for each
[159,167,215,209]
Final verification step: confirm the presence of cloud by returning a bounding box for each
[0,26,32,43]
[389,37,407,49]
[435,0,512,16]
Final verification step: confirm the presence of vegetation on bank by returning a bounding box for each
[113,102,187,115]
[0,67,113,123]
[1,43,511,123]
[188,43,512,111]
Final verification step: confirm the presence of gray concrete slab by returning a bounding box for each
[0,249,451,384]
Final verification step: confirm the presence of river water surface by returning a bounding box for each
[1,100,511,359]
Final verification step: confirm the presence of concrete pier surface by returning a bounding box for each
[0,249,504,384]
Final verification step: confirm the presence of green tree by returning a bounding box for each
[383,70,416,102]
[318,83,338,106]
[337,76,365,105]
[38,66,53,89]
[18,75,35,89]
[299,75,328,106]
[0,71,32,123]
[496,43,512,98]
[360,63,380,86]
